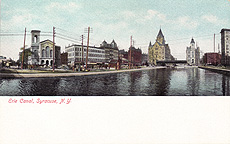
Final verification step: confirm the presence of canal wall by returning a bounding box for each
[0,67,166,78]
[198,66,230,75]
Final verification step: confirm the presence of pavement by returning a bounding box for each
[0,66,166,78]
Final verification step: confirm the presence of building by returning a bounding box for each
[203,53,221,66]
[128,47,142,66]
[27,30,61,67]
[148,29,174,65]
[61,52,68,65]
[99,40,119,63]
[118,49,129,66]
[221,29,230,66]
[186,38,200,66]
[142,53,148,64]
[65,44,105,65]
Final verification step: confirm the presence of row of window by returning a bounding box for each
[41,49,53,58]
[66,47,105,53]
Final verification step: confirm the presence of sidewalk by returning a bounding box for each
[0,66,166,78]
[198,66,230,74]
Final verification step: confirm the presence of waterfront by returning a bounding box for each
[0,67,229,96]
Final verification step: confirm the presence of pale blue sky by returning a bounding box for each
[1,0,230,60]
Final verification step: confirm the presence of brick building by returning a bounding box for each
[203,53,221,66]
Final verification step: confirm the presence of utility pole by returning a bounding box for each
[81,35,84,67]
[21,28,26,69]
[85,27,92,69]
[53,26,55,72]
[129,36,132,69]
[214,33,215,53]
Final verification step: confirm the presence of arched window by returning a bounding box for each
[34,35,38,43]
[42,49,45,57]
[50,50,53,58]
[46,46,50,57]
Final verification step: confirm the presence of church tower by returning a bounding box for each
[30,30,41,65]
[156,29,165,45]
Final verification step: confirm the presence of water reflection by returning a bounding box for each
[0,68,230,96]
[222,75,230,96]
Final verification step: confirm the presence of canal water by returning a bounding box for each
[0,67,229,96]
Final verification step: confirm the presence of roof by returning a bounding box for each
[157,29,164,38]
[31,30,41,33]
[190,38,195,44]
[40,39,53,44]
[221,29,230,33]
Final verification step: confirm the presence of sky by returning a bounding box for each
[0,0,230,60]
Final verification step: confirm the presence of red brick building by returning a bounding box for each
[128,47,142,66]
[203,53,221,66]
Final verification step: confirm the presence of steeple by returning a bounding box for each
[190,38,195,44]
[149,41,152,47]
[156,28,165,44]
[157,29,164,38]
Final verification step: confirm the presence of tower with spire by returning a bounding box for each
[148,28,174,65]
[186,38,200,65]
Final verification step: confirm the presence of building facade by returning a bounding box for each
[142,53,148,64]
[61,52,68,65]
[148,29,174,65]
[128,47,142,66]
[65,44,105,65]
[221,29,230,66]
[186,38,200,66]
[203,53,221,66]
[99,40,119,63]
[27,30,61,67]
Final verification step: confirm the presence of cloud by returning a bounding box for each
[175,16,199,29]
[46,2,81,13]
[202,15,218,24]
[122,9,167,24]
[122,11,136,19]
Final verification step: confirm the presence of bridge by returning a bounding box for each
[157,60,187,66]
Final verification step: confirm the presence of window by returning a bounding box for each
[42,49,45,57]
[50,50,53,57]
[46,46,50,57]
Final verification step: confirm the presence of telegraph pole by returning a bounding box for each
[53,26,55,72]
[86,27,91,69]
[214,33,216,53]
[129,36,132,69]
[21,28,26,69]
[81,35,84,66]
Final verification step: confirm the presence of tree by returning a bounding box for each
[19,46,33,68]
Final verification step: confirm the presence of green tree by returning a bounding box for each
[19,46,33,67]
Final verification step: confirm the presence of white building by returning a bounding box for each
[65,44,105,65]
[221,29,230,66]
[186,38,200,65]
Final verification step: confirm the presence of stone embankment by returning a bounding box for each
[0,67,166,78]
[198,66,230,75]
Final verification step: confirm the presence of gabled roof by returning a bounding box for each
[40,39,53,44]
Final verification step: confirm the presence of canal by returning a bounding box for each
[0,67,229,96]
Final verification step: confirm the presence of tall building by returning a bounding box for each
[27,30,61,67]
[148,29,174,65]
[220,29,230,66]
[186,38,200,66]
